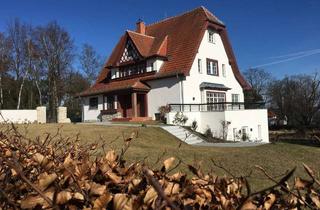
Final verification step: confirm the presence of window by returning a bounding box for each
[118,62,146,78]
[89,97,98,110]
[206,59,218,76]
[232,94,239,103]
[222,64,226,77]
[106,96,115,110]
[198,59,202,73]
[206,92,225,110]
[208,31,215,43]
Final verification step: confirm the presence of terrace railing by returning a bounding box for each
[168,102,265,112]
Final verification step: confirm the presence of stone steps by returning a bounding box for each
[161,126,204,145]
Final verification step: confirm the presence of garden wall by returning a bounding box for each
[0,106,46,124]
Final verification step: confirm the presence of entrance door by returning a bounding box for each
[258,125,262,140]
[137,94,146,117]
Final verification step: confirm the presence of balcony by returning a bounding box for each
[168,102,265,112]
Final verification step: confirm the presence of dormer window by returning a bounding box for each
[208,31,215,44]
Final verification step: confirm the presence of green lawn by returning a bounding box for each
[4,123,320,191]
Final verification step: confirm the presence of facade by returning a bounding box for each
[79,7,269,142]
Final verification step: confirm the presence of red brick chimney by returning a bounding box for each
[136,19,145,35]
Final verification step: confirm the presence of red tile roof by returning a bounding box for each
[81,6,251,97]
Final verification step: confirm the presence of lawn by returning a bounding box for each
[3,123,320,191]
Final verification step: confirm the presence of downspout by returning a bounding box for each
[177,73,184,111]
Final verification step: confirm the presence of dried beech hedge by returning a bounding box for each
[0,124,320,209]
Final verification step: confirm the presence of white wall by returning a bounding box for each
[167,109,269,143]
[147,77,182,119]
[183,29,244,104]
[224,109,269,142]
[82,95,103,122]
[0,110,37,123]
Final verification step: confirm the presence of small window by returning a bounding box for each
[232,94,239,103]
[106,96,114,110]
[198,59,202,73]
[208,31,215,43]
[89,97,98,110]
[222,64,226,77]
[206,59,219,76]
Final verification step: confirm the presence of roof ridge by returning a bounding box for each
[126,30,155,38]
[146,6,205,27]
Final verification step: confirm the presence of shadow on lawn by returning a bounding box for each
[274,138,320,147]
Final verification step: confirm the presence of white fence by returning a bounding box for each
[167,109,269,143]
[0,106,46,124]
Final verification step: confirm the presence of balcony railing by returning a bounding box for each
[168,102,265,112]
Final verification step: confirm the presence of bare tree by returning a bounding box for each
[34,21,74,122]
[243,68,273,103]
[7,19,29,109]
[268,73,320,126]
[0,32,12,108]
[79,43,102,85]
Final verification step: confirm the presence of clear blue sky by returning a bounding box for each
[0,0,319,78]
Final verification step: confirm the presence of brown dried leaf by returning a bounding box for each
[21,195,45,209]
[310,190,320,208]
[33,153,47,165]
[264,193,276,210]
[163,157,175,171]
[56,191,72,205]
[38,172,57,190]
[113,193,128,210]
[93,193,113,209]
[63,153,73,167]
[106,171,122,183]
[73,192,84,201]
[294,177,312,190]
[105,150,117,163]
[241,200,257,210]
[90,182,106,196]
[144,187,157,206]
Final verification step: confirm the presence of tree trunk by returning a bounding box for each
[17,76,26,110]
[0,74,3,109]
[35,80,42,106]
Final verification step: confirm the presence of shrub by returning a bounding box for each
[204,127,213,138]
[172,112,188,126]
[191,120,198,131]
[0,123,320,209]
[158,105,171,122]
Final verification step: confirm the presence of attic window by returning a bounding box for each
[208,31,215,44]
[120,39,140,63]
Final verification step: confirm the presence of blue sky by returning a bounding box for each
[0,0,319,78]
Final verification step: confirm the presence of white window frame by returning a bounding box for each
[208,31,215,44]
[206,59,218,76]
[206,91,225,111]
[198,58,202,74]
[232,94,239,103]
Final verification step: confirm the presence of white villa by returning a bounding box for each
[79,7,269,143]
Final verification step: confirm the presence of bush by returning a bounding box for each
[158,105,171,122]
[1,123,320,209]
[172,112,188,126]
[191,120,198,131]
[204,127,213,138]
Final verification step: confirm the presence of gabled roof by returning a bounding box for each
[83,6,251,97]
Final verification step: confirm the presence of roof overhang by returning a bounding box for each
[199,82,231,91]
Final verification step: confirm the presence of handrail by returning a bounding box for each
[168,102,265,112]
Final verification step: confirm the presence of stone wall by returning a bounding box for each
[101,112,122,122]
[57,107,71,123]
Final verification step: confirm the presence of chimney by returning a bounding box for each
[136,19,145,34]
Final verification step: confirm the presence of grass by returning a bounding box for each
[3,123,320,191]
